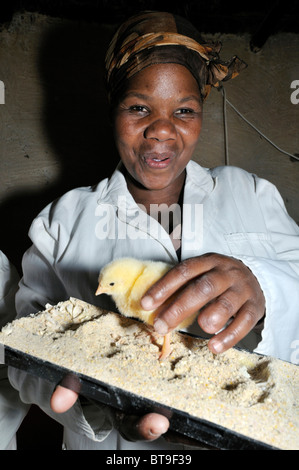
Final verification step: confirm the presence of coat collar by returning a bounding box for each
[97,160,215,208]
[96,160,216,261]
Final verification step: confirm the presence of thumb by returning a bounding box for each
[50,384,78,413]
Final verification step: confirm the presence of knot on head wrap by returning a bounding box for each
[105,11,247,105]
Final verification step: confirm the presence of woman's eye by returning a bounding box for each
[176,108,194,115]
[129,105,148,113]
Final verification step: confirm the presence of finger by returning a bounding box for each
[208,302,263,354]
[198,289,246,334]
[153,270,231,334]
[118,413,169,442]
[50,385,78,413]
[141,256,218,310]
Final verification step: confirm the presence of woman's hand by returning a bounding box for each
[50,385,169,441]
[50,384,79,413]
[141,253,265,354]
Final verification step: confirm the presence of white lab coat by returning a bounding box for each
[8,161,299,450]
[0,251,29,450]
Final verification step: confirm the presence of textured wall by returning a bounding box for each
[0,12,298,270]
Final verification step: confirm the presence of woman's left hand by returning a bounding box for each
[50,385,170,441]
[141,253,265,354]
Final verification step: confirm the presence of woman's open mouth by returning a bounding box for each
[143,152,173,169]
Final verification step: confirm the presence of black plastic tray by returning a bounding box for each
[1,343,278,450]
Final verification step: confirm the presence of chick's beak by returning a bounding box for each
[95,283,105,296]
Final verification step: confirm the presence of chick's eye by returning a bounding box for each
[109,282,115,286]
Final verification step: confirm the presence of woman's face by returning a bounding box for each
[113,63,203,198]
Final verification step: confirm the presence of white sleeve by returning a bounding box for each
[15,216,68,317]
[7,368,115,443]
[0,251,29,450]
[11,215,114,443]
[236,178,299,363]
[0,251,19,327]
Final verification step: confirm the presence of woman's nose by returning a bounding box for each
[144,118,177,141]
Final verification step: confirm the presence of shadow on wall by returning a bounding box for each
[0,18,119,450]
[0,19,118,273]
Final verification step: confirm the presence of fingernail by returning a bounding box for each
[154,318,168,335]
[149,425,168,437]
[210,340,223,354]
[141,295,154,310]
[148,429,162,438]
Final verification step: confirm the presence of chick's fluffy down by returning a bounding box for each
[96,258,172,325]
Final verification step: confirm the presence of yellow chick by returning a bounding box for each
[95,257,197,360]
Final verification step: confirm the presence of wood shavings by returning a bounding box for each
[0,298,298,449]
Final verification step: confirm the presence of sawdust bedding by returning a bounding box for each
[0,297,298,450]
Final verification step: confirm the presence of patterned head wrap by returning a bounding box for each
[105,11,247,106]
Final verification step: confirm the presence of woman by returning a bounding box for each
[9,11,299,449]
